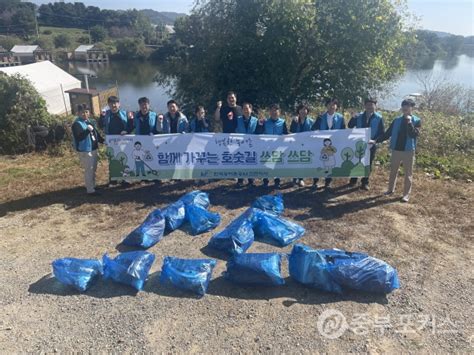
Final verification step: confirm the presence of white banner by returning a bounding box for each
[105,129,371,180]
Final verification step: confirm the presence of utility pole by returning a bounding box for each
[34,12,40,39]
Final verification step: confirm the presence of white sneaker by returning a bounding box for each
[298,180,305,187]
[401,195,410,202]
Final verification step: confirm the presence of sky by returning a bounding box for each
[28,0,473,36]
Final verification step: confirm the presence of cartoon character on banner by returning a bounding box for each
[320,138,337,176]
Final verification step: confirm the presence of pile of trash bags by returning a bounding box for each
[52,191,400,297]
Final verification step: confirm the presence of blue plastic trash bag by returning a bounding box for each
[179,190,210,209]
[253,210,305,247]
[185,204,221,235]
[224,253,285,286]
[122,209,165,249]
[103,251,155,291]
[52,258,103,292]
[162,200,186,232]
[160,257,217,296]
[328,253,400,294]
[252,193,284,215]
[208,218,254,255]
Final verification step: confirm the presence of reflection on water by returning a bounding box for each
[60,56,473,113]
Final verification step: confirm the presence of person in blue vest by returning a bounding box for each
[189,105,212,133]
[235,102,259,187]
[375,98,421,202]
[311,97,346,190]
[347,97,384,190]
[99,96,133,135]
[133,97,158,135]
[260,103,288,189]
[72,104,104,196]
[157,100,188,134]
[290,103,315,187]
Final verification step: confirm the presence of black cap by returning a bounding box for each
[364,97,377,104]
[401,98,416,107]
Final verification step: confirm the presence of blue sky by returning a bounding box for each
[29,0,473,36]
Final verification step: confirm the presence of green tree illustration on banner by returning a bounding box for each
[355,140,367,163]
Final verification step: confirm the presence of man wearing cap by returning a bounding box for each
[375,99,421,202]
[99,96,133,135]
[348,98,384,190]
[214,91,243,133]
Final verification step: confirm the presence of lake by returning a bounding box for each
[61,55,474,113]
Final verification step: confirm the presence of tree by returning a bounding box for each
[54,33,72,49]
[115,38,149,60]
[155,0,408,109]
[0,73,52,154]
[354,141,367,163]
[341,147,354,162]
[90,25,106,43]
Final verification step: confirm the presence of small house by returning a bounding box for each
[0,46,21,67]
[66,86,118,117]
[74,45,109,63]
[10,45,53,64]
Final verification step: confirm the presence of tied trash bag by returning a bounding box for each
[253,210,305,247]
[103,251,155,291]
[288,244,342,293]
[224,253,285,286]
[327,252,400,294]
[185,204,221,235]
[179,190,210,210]
[252,193,284,215]
[208,218,254,255]
[122,209,165,249]
[162,200,186,232]
[160,257,217,296]
[52,258,103,292]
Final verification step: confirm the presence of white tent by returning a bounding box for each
[0,61,81,115]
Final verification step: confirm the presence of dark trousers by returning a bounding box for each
[350,146,376,186]
[313,177,332,187]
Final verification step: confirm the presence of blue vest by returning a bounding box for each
[236,115,258,134]
[189,118,210,132]
[390,115,421,151]
[134,111,157,134]
[162,112,188,133]
[104,109,128,135]
[263,118,286,135]
[319,112,345,130]
[356,112,383,140]
[291,117,314,132]
[73,118,93,152]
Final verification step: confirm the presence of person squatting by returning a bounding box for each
[73,93,421,203]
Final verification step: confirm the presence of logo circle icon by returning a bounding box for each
[317,309,349,339]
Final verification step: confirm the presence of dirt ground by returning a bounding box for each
[0,153,472,353]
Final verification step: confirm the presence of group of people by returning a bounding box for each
[72,91,421,203]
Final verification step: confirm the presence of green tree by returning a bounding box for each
[54,33,72,49]
[155,0,408,109]
[0,73,52,154]
[115,38,149,59]
[341,147,354,162]
[90,25,106,43]
[354,140,367,163]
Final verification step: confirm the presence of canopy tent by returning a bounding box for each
[0,61,81,115]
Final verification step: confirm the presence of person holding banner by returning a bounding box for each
[72,104,104,196]
[99,96,133,135]
[236,102,259,187]
[347,97,384,190]
[189,105,212,133]
[214,91,243,133]
[133,97,158,135]
[375,98,421,203]
[157,100,189,134]
[261,103,289,189]
[311,98,346,190]
[290,103,315,187]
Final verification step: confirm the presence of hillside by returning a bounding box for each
[140,9,187,25]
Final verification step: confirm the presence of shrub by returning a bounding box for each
[0,73,53,154]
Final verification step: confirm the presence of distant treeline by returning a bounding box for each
[404,30,474,69]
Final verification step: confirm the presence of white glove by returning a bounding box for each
[120,131,127,135]
[87,125,94,132]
